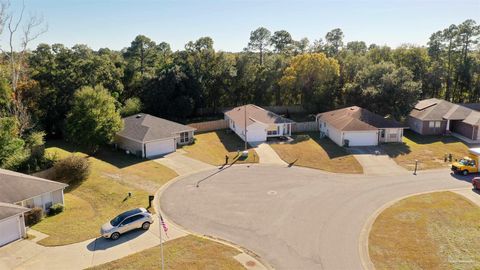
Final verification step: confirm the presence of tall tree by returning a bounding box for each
[248,27,271,65]
[325,28,344,57]
[271,30,293,53]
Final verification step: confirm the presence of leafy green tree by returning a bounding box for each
[0,117,25,168]
[271,30,294,53]
[346,41,367,55]
[248,27,271,65]
[66,85,123,153]
[325,28,344,57]
[121,97,143,117]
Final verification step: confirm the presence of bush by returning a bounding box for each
[24,208,43,226]
[53,155,91,184]
[48,203,64,216]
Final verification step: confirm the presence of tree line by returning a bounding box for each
[0,6,479,170]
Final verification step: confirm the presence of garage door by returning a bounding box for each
[0,216,21,246]
[343,131,378,146]
[145,139,175,158]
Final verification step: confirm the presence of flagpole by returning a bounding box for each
[159,214,164,270]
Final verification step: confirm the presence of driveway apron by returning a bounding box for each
[153,150,215,176]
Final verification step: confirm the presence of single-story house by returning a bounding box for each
[0,169,68,246]
[408,98,480,141]
[224,104,294,143]
[115,113,196,158]
[316,106,407,147]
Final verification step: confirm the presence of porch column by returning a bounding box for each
[446,120,450,131]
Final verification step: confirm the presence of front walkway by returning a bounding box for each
[348,147,408,176]
[252,143,287,165]
[153,149,215,176]
[0,215,187,270]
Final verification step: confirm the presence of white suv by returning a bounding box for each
[101,208,153,240]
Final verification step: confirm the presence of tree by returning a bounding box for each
[65,85,123,153]
[0,117,24,167]
[325,28,344,57]
[293,38,310,55]
[279,53,340,111]
[346,41,367,55]
[271,30,293,53]
[121,97,142,117]
[248,27,271,65]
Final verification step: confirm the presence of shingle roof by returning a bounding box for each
[0,203,29,221]
[443,104,473,120]
[409,98,456,121]
[316,106,407,131]
[0,169,68,204]
[117,114,196,142]
[224,104,294,127]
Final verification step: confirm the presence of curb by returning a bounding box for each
[358,187,470,270]
[153,164,274,270]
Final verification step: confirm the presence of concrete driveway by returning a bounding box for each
[348,146,407,175]
[153,149,215,176]
[252,143,287,165]
[161,165,473,270]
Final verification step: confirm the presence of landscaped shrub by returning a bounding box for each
[53,155,91,184]
[24,208,43,226]
[48,203,64,216]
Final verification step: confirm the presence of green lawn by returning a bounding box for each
[270,132,363,174]
[182,131,258,165]
[88,235,245,270]
[369,191,480,270]
[32,141,178,246]
[380,131,470,171]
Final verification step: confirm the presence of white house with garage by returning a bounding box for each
[114,113,196,158]
[224,104,294,143]
[0,169,68,247]
[316,106,407,147]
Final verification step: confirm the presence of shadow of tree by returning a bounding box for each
[403,130,469,146]
[379,142,412,158]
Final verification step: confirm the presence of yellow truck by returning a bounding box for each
[451,148,480,176]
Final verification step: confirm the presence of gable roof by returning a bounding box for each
[409,98,456,121]
[0,169,68,204]
[316,106,407,131]
[117,114,196,142]
[0,203,29,221]
[224,104,294,127]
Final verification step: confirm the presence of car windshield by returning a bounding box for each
[459,159,474,166]
[110,216,122,226]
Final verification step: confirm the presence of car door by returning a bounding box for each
[119,215,143,233]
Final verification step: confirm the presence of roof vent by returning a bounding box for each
[135,114,142,118]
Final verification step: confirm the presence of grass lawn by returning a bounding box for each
[182,131,258,165]
[88,235,245,270]
[32,140,178,246]
[380,130,470,171]
[369,191,480,270]
[269,132,363,174]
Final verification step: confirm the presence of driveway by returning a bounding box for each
[348,146,407,175]
[0,215,187,270]
[252,143,287,165]
[153,149,215,176]
[161,165,472,270]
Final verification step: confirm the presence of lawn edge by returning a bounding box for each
[154,164,274,270]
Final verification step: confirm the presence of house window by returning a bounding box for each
[380,129,385,138]
[429,121,435,128]
[180,132,189,143]
[267,130,277,135]
[435,121,441,128]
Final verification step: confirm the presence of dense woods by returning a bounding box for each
[0,7,479,170]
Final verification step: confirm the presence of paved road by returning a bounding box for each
[161,165,473,270]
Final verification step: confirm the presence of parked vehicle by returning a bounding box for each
[101,208,153,240]
[473,177,480,190]
[451,148,480,176]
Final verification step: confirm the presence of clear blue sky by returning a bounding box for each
[5,0,480,52]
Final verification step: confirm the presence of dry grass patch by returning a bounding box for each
[369,191,480,270]
[88,235,245,270]
[183,131,258,165]
[380,131,469,171]
[270,132,363,174]
[32,141,177,246]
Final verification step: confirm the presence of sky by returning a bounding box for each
[3,0,480,52]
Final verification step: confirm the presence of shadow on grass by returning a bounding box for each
[86,229,148,251]
[46,139,147,169]
[287,132,351,159]
[215,130,256,151]
[379,142,412,158]
[403,130,468,146]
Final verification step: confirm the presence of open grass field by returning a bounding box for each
[269,132,363,174]
[380,131,470,171]
[182,131,258,165]
[32,141,178,246]
[88,235,245,270]
[369,191,480,270]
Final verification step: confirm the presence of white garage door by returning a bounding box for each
[145,139,175,158]
[343,131,378,146]
[0,216,21,246]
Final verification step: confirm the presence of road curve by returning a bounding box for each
[160,164,472,270]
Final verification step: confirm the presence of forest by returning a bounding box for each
[0,3,479,172]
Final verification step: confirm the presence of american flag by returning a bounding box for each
[159,214,168,235]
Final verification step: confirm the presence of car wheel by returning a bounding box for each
[110,232,120,240]
[142,222,151,230]
[462,170,469,176]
